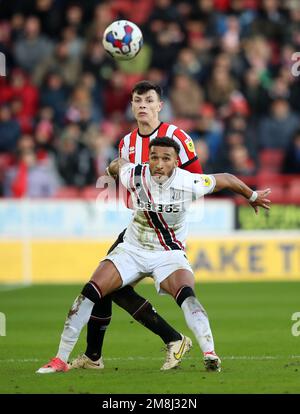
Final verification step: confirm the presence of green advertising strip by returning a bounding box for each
[237,204,300,230]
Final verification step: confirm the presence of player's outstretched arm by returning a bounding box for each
[212,173,271,214]
[106,158,129,179]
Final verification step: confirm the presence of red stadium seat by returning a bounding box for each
[81,186,103,200]
[287,179,300,204]
[53,187,79,199]
[268,185,285,203]
[0,153,13,171]
[259,149,284,173]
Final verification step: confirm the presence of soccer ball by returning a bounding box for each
[102,20,143,61]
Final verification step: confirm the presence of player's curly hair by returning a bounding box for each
[149,137,180,155]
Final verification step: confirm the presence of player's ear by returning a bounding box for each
[158,100,163,113]
[175,157,179,167]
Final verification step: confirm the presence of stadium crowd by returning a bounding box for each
[0,0,300,200]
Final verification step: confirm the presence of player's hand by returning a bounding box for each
[249,188,271,215]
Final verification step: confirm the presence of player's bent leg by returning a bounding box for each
[69,295,112,370]
[160,270,221,372]
[91,259,123,296]
[111,285,190,370]
[72,231,127,370]
[111,286,182,343]
[37,261,120,374]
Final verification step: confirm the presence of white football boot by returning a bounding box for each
[161,334,192,370]
[69,354,104,370]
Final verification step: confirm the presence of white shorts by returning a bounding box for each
[102,241,193,294]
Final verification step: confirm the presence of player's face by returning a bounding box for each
[131,90,162,124]
[149,146,178,183]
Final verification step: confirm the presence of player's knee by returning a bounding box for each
[111,285,148,316]
[175,285,196,308]
[90,295,112,321]
[81,281,102,304]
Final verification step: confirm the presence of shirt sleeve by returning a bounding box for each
[181,157,203,173]
[118,138,129,160]
[192,174,216,199]
[173,128,198,166]
[119,163,135,189]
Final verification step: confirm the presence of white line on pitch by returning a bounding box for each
[0,284,31,292]
[0,356,299,363]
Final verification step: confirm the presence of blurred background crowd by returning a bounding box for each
[0,0,300,201]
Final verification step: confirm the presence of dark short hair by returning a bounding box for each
[149,137,180,155]
[131,80,162,100]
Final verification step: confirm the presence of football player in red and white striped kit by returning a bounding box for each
[69,81,203,371]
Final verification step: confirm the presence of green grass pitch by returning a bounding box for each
[0,281,299,394]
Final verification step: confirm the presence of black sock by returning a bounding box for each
[111,286,182,344]
[85,295,112,361]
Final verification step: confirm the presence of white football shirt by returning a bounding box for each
[120,163,216,251]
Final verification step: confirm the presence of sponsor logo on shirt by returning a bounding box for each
[185,138,195,153]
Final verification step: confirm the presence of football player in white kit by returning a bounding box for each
[37,137,271,374]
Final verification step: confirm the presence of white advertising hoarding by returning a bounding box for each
[0,199,235,239]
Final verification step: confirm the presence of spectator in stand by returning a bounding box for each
[148,0,181,23]
[170,74,204,118]
[194,139,215,174]
[0,104,21,152]
[250,0,287,43]
[61,26,85,60]
[40,71,69,127]
[227,144,257,176]
[65,83,101,128]
[33,0,63,39]
[206,66,237,108]
[5,68,39,134]
[149,21,185,71]
[85,3,114,42]
[4,137,61,198]
[14,16,53,73]
[190,104,223,162]
[242,68,270,116]
[103,71,131,118]
[82,39,116,85]
[258,97,300,150]
[56,123,96,188]
[172,47,204,83]
[33,40,82,87]
[64,3,86,38]
[282,129,300,174]
[85,126,117,177]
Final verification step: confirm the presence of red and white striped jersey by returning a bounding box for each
[118,122,201,172]
[120,163,216,252]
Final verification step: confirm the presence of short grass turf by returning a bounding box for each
[0,282,299,394]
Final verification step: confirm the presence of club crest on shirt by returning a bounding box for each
[185,138,195,153]
[170,188,183,201]
[129,146,135,155]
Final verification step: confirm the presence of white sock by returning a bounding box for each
[181,296,215,354]
[56,295,95,362]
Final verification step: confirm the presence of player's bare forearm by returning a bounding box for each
[106,158,128,178]
[212,173,271,214]
[213,173,253,198]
